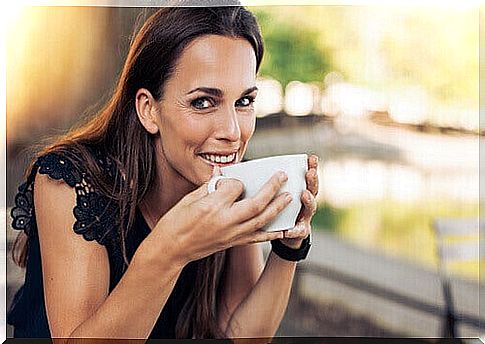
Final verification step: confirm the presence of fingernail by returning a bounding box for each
[285,193,293,202]
[305,192,311,202]
[279,172,288,182]
[212,165,221,176]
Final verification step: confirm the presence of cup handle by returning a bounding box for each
[207,175,233,194]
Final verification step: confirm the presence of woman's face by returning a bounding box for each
[153,35,258,187]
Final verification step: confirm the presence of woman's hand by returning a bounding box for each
[279,154,319,249]
[153,167,292,265]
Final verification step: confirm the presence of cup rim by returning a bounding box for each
[220,153,308,171]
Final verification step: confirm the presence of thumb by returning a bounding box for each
[184,166,222,204]
[212,165,222,177]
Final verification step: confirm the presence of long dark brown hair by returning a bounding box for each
[11,6,264,339]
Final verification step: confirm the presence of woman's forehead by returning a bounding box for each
[168,35,257,95]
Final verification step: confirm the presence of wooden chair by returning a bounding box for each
[432,217,482,338]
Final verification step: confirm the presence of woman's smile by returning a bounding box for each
[197,151,239,167]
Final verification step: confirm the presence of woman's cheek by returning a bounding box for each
[240,114,256,140]
[183,117,213,142]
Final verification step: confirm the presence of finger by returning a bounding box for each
[208,178,245,205]
[308,154,319,170]
[283,222,311,239]
[306,168,319,197]
[297,190,317,223]
[236,192,293,234]
[183,166,223,204]
[212,165,222,177]
[183,180,213,204]
[237,229,284,246]
[232,171,288,222]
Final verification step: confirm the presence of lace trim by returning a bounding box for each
[10,152,118,246]
[11,181,34,237]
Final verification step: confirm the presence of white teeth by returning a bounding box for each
[201,153,236,164]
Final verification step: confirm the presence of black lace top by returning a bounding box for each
[7,147,198,338]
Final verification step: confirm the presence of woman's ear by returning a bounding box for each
[135,88,160,134]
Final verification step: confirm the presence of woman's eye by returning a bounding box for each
[235,96,255,107]
[191,97,213,110]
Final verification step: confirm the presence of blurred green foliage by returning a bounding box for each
[253,8,332,88]
[251,6,477,106]
[312,200,479,281]
[311,203,341,233]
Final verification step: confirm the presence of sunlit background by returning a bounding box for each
[4,3,482,339]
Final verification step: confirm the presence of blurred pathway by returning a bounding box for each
[277,287,401,337]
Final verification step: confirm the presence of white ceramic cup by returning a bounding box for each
[216,154,308,232]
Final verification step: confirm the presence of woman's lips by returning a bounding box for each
[198,152,238,167]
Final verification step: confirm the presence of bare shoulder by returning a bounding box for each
[33,171,107,251]
[33,171,110,337]
[33,170,110,269]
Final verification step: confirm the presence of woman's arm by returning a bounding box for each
[218,155,319,338]
[35,173,186,342]
[217,243,265,331]
[229,252,298,338]
[39,166,287,342]
[218,244,297,338]
[37,159,304,341]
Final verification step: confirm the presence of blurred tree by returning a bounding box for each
[378,7,478,105]
[251,6,477,108]
[253,8,332,88]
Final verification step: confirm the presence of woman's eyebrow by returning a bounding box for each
[187,87,223,98]
[186,86,258,97]
[241,86,258,96]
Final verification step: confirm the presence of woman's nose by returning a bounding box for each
[214,106,241,142]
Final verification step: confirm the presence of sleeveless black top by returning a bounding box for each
[7,148,198,338]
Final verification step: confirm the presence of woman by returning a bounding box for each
[8,6,319,339]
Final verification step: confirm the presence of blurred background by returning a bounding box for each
[4,4,483,340]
